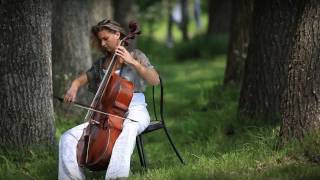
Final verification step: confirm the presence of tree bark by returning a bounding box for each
[112,0,135,49]
[0,0,55,147]
[239,0,300,122]
[166,1,174,48]
[224,0,254,86]
[279,0,320,143]
[52,0,92,114]
[180,0,189,41]
[112,0,134,32]
[207,0,232,35]
[88,0,113,27]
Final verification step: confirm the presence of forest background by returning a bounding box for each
[1,0,320,179]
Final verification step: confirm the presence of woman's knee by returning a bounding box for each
[59,130,78,147]
[59,123,87,146]
[59,131,71,147]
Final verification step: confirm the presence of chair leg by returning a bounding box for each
[139,135,147,168]
[136,135,145,168]
[163,126,185,165]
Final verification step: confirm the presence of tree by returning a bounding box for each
[52,0,92,114]
[239,0,320,147]
[88,0,113,27]
[0,0,55,147]
[238,0,299,122]
[224,0,254,86]
[113,0,135,32]
[207,0,232,35]
[180,0,189,41]
[166,1,174,48]
[112,0,135,49]
[166,0,189,46]
[279,0,320,144]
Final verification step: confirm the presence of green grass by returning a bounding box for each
[1,34,320,180]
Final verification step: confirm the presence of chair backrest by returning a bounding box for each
[151,76,165,124]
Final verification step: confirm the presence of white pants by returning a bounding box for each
[58,93,150,180]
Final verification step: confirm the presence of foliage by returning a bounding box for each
[135,0,159,12]
[136,1,165,37]
[173,34,228,61]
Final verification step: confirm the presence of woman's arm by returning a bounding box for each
[115,46,160,86]
[64,73,88,103]
[131,61,160,85]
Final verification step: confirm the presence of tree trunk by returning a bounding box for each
[112,0,135,49]
[166,1,174,48]
[224,0,254,86]
[279,0,320,144]
[207,0,232,35]
[52,0,92,115]
[180,0,189,41]
[238,0,300,122]
[112,0,134,32]
[88,0,113,27]
[0,0,55,147]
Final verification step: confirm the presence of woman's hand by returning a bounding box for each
[64,84,78,103]
[115,45,138,66]
[63,73,88,103]
[115,46,160,85]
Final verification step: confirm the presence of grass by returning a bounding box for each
[1,33,320,180]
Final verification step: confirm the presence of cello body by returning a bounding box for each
[77,73,134,171]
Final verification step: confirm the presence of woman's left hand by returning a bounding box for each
[115,45,137,66]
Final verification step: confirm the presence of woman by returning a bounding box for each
[58,19,159,179]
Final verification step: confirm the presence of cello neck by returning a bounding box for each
[83,39,124,122]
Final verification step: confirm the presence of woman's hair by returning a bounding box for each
[91,19,126,39]
[91,19,127,52]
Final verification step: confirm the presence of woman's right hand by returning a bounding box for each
[63,73,88,103]
[64,85,78,103]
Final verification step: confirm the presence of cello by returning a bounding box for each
[76,22,141,171]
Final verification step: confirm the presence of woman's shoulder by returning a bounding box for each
[130,48,146,56]
[130,49,148,61]
[130,49,153,68]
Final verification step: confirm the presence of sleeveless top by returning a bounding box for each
[86,49,154,93]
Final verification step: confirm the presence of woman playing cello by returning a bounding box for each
[58,19,159,179]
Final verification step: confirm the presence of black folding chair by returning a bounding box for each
[136,77,185,169]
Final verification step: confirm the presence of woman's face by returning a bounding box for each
[97,29,120,53]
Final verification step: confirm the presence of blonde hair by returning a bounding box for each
[91,19,126,39]
[91,19,127,53]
